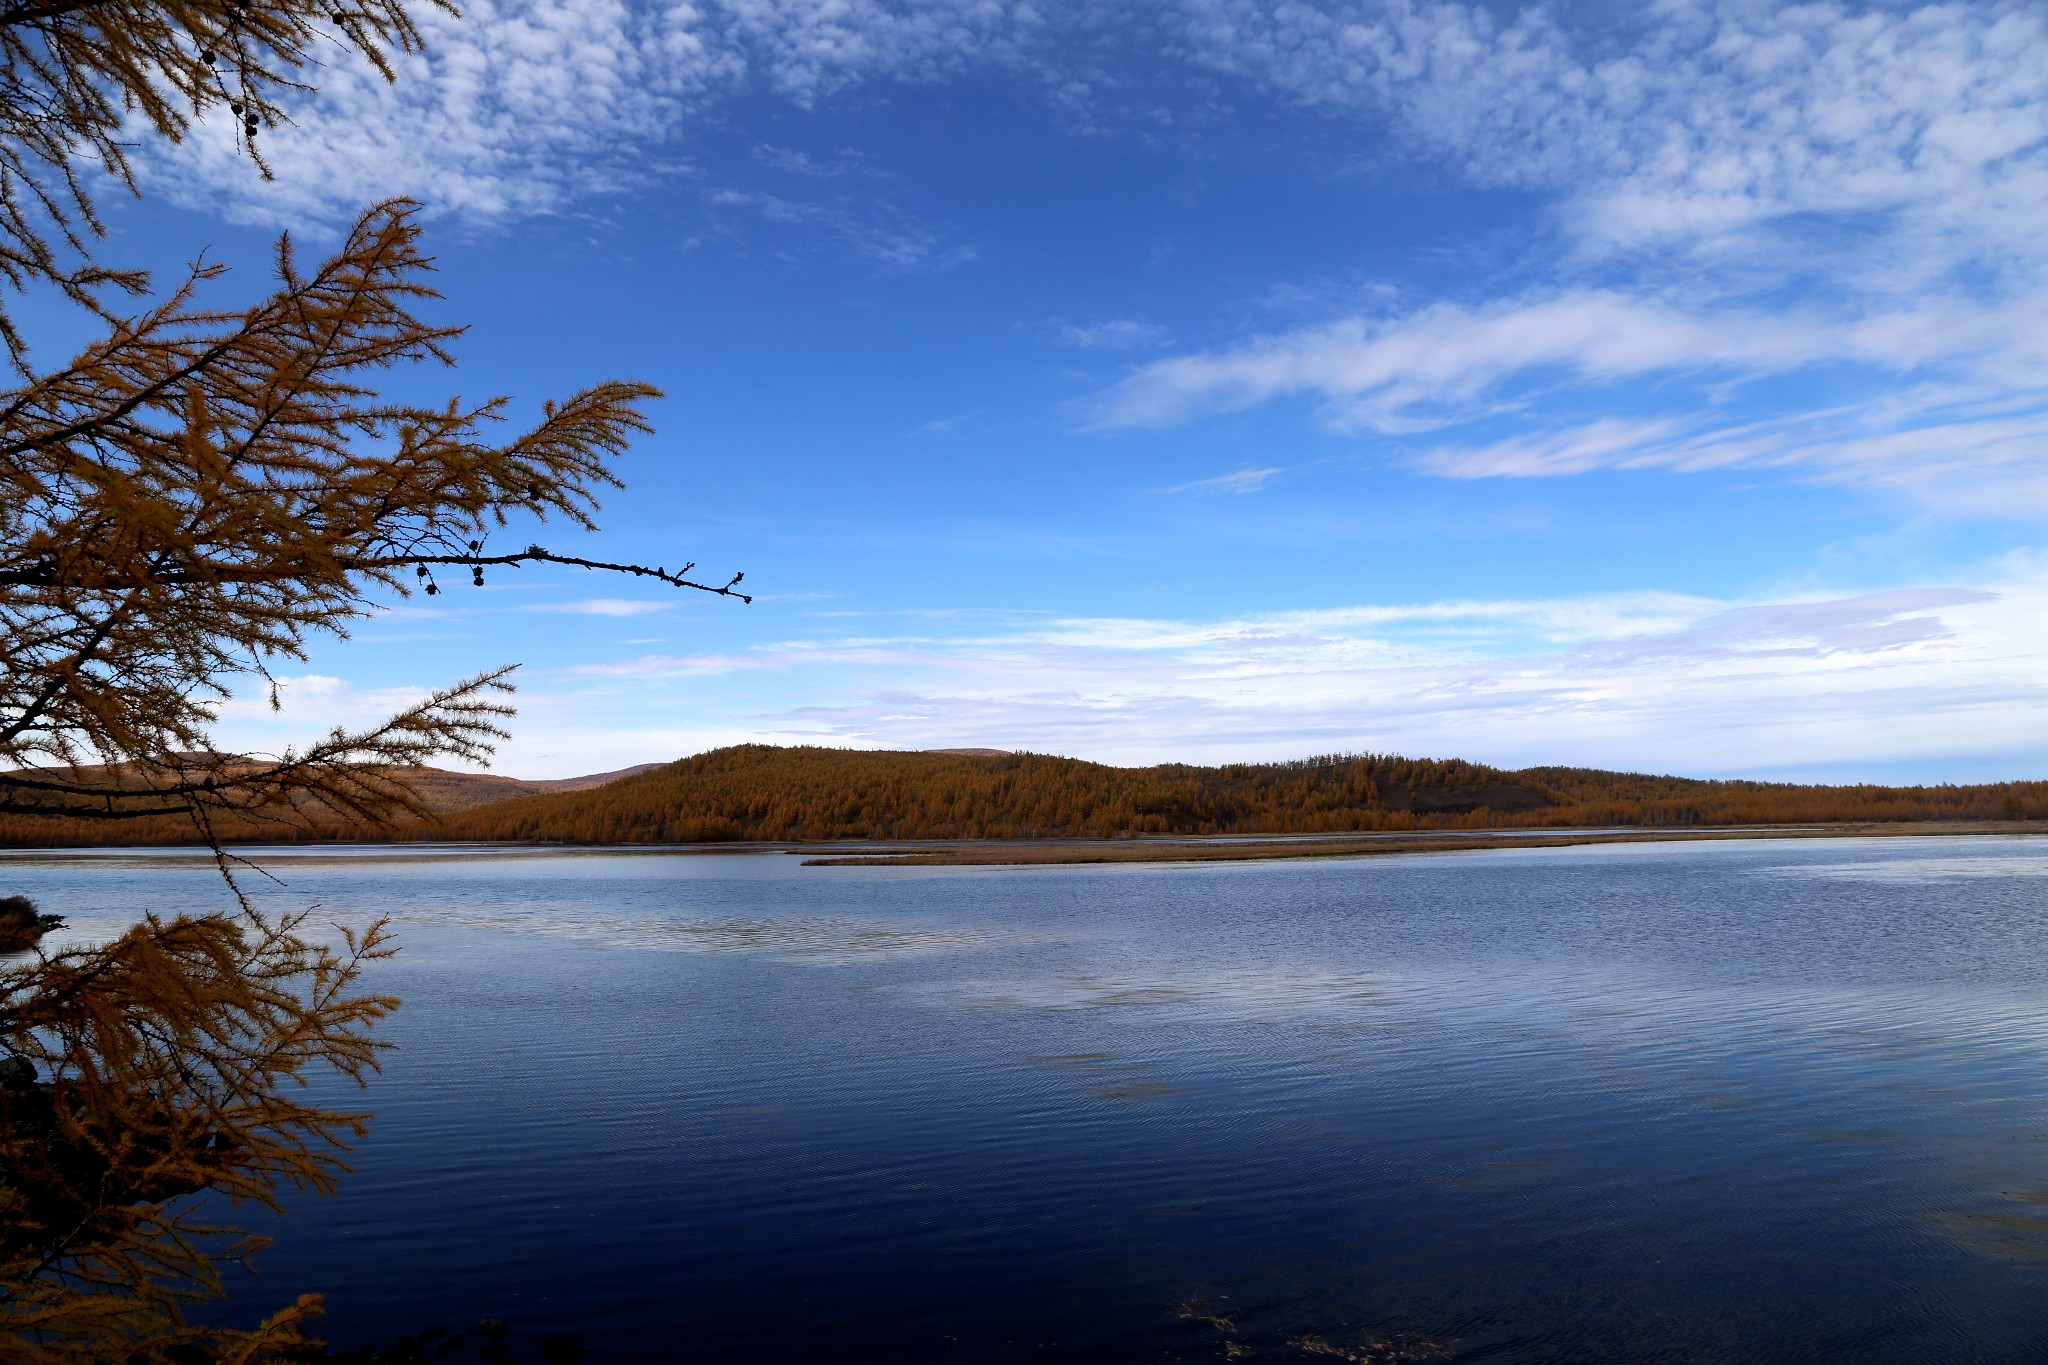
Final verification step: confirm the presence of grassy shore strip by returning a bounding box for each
[798,822,2041,867]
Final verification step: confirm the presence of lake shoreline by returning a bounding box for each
[794,821,2046,866]
[4,822,2041,868]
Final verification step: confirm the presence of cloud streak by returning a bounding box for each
[529,598,676,618]
[1093,281,2048,507]
[1094,291,1846,431]
[1155,466,1283,494]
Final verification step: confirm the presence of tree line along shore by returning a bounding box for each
[4,744,2047,848]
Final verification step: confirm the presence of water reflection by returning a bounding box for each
[396,907,1055,960]
[919,968,1393,1016]
[5,836,2048,1361]
[1765,852,2048,882]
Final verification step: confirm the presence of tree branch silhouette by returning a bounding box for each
[0,0,751,1352]
[0,0,456,362]
[0,200,746,829]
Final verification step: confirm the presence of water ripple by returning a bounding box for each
[10,836,2048,1361]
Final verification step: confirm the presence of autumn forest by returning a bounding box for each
[6,745,2047,848]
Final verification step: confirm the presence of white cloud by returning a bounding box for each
[1156,465,1283,494]
[1417,417,1687,479]
[1088,277,2048,506]
[131,0,2048,284]
[134,0,1040,227]
[202,577,2046,781]
[128,1,2048,516]
[1059,318,1173,350]
[705,187,974,271]
[432,569,2048,779]
[1095,291,1847,431]
[749,579,2048,773]
[1173,0,2048,279]
[529,597,676,617]
[209,674,446,757]
[1090,2,2048,506]
[569,650,803,677]
[711,0,1041,103]
[1408,386,2048,512]
[137,0,719,223]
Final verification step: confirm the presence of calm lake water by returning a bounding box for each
[7,836,2048,1362]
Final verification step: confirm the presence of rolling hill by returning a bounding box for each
[5,745,2046,847]
[431,746,2048,844]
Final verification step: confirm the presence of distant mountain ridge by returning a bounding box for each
[0,760,666,845]
[4,745,2046,847]
[309,761,672,811]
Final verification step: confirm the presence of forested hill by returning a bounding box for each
[6,745,2047,847]
[434,745,1554,843]
[432,745,2048,844]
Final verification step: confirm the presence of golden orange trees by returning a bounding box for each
[0,2,743,1359]
[0,203,736,1356]
[1,912,394,1361]
[0,199,749,832]
[0,0,448,357]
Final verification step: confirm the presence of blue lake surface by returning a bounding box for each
[6,836,2048,1361]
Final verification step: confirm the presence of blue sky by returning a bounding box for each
[54,0,2048,779]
